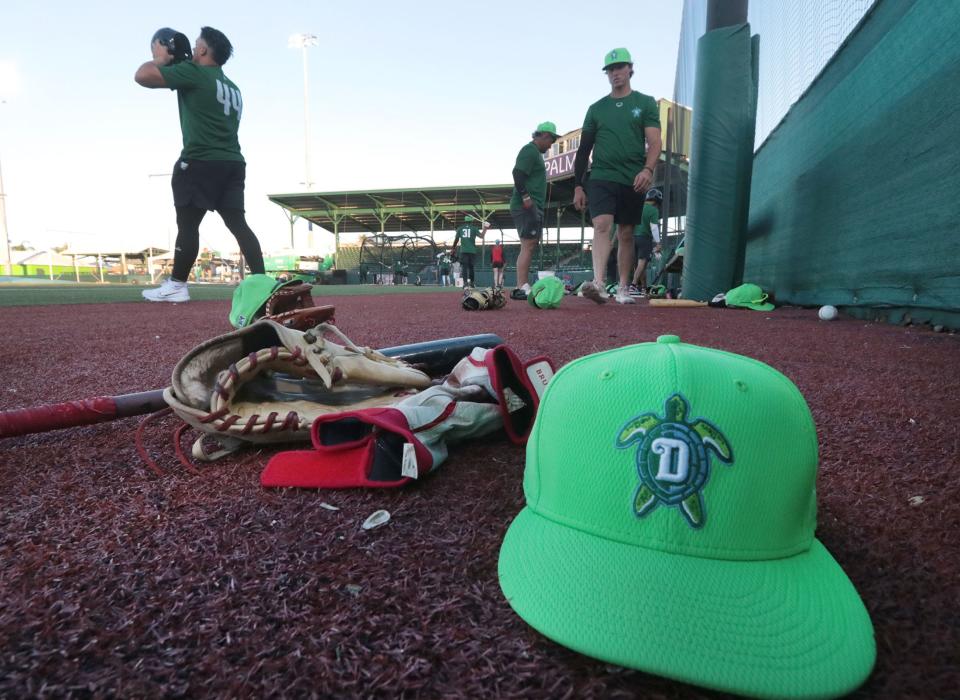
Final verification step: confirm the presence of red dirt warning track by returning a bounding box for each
[1,293,957,698]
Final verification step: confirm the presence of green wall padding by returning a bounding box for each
[681,23,759,301]
[745,0,960,328]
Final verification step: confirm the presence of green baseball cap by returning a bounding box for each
[603,47,633,70]
[528,276,564,309]
[499,336,875,698]
[725,282,775,311]
[229,273,281,328]
[535,121,560,138]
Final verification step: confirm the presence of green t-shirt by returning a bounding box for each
[509,141,547,209]
[582,91,660,186]
[454,223,481,254]
[159,62,245,162]
[636,203,660,239]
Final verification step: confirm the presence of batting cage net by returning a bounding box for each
[358,233,440,285]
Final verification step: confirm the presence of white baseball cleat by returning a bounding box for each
[614,286,637,304]
[142,279,190,303]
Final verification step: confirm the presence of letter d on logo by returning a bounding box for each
[651,437,690,483]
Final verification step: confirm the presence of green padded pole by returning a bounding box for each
[681,23,759,301]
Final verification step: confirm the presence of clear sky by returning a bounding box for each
[0,1,683,258]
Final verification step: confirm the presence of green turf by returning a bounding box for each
[0,282,461,307]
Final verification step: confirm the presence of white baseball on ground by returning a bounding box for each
[818,305,838,321]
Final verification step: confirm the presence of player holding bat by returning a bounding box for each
[135,26,265,303]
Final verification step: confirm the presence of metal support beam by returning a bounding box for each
[292,203,514,219]
[282,208,300,249]
[662,106,674,242]
[555,206,563,269]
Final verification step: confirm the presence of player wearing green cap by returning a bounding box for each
[509,121,559,299]
[135,26,265,303]
[573,48,661,305]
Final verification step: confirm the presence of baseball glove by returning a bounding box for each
[263,281,336,330]
[231,274,334,331]
[164,320,433,460]
[462,287,506,311]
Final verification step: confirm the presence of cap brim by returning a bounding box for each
[498,507,875,699]
[730,301,775,311]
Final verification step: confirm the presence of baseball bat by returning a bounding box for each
[0,333,504,439]
[647,299,709,307]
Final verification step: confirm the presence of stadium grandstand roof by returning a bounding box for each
[267,182,591,235]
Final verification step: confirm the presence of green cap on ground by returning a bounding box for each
[499,336,875,698]
[535,121,560,138]
[229,274,281,328]
[603,47,633,69]
[725,282,775,311]
[528,276,564,309]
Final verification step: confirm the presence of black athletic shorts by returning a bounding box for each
[587,178,645,225]
[172,159,246,211]
[635,235,653,261]
[510,203,544,240]
[492,261,504,269]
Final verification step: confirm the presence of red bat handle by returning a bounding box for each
[0,390,167,439]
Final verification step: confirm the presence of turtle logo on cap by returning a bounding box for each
[616,394,733,529]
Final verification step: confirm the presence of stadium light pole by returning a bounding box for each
[288,33,318,193]
[1,61,23,277]
[0,157,12,277]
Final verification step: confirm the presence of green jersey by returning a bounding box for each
[454,223,480,254]
[159,62,245,162]
[509,141,547,209]
[636,203,660,239]
[582,91,660,186]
